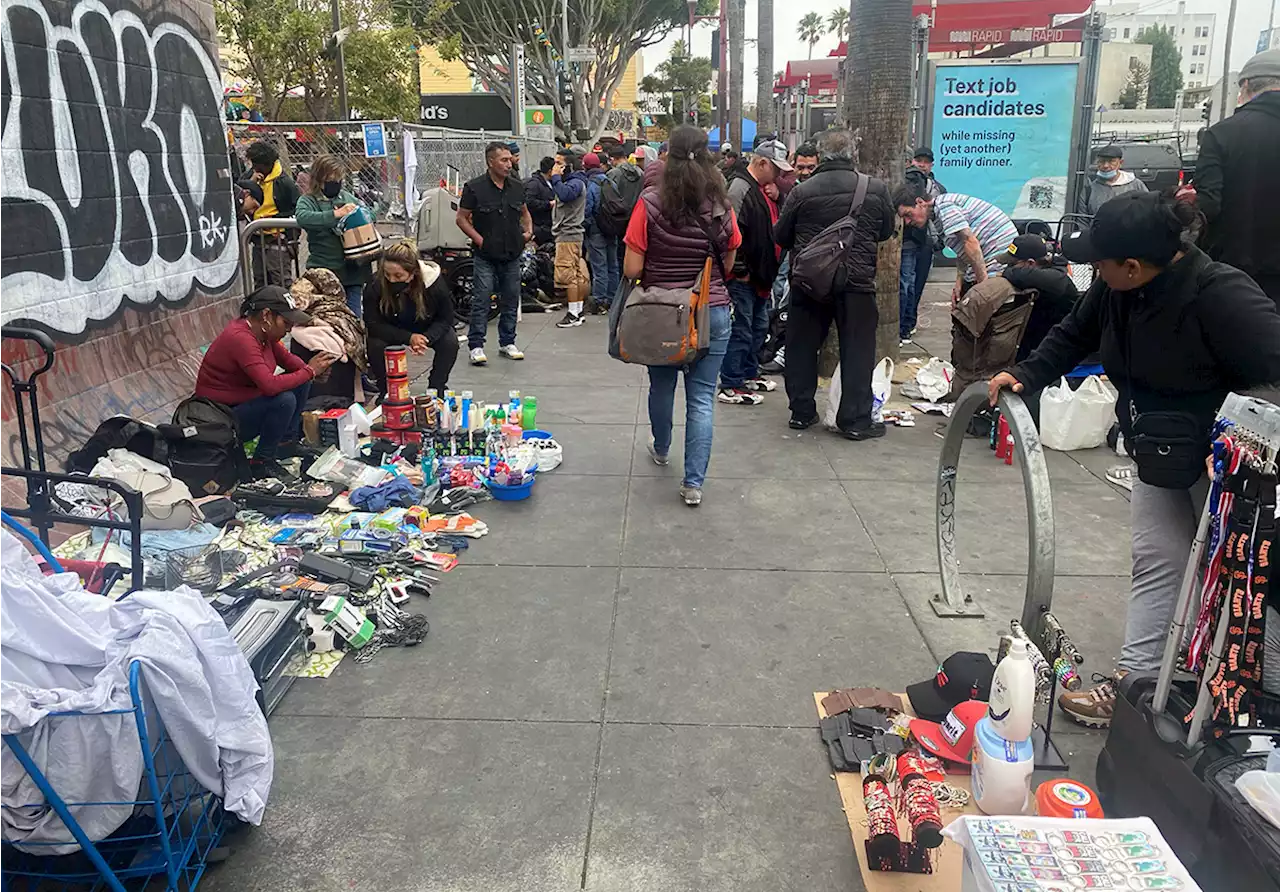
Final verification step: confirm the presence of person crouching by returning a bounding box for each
[363,239,459,395]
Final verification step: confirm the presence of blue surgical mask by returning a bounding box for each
[1096,168,1119,180]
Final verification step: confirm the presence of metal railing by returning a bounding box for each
[239,218,303,296]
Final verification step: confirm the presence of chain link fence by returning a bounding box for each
[229,121,557,237]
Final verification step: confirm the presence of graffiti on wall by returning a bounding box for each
[0,0,238,335]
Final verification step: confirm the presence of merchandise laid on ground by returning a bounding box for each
[0,334,562,890]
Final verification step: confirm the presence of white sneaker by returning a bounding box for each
[1106,464,1135,491]
[499,344,525,360]
[469,347,487,366]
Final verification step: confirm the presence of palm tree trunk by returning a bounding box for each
[756,0,775,134]
[728,0,745,149]
[842,0,912,364]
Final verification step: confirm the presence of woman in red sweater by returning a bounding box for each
[195,286,335,476]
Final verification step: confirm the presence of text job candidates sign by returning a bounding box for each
[930,61,1080,221]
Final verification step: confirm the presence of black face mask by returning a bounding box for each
[322,181,342,199]
[389,281,410,296]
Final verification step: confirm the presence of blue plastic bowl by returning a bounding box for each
[522,429,553,441]
[487,475,536,501]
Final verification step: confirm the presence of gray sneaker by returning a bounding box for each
[679,485,702,507]
[647,438,669,467]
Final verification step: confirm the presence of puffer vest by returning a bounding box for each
[638,191,733,307]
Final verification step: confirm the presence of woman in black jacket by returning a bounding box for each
[362,239,458,394]
[989,191,1280,729]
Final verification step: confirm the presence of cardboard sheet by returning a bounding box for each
[814,691,979,891]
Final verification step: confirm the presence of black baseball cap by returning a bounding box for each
[1094,144,1123,159]
[996,233,1048,266]
[913,147,934,161]
[906,651,996,722]
[1060,191,1181,266]
[243,285,311,324]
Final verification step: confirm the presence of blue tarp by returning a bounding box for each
[707,119,756,151]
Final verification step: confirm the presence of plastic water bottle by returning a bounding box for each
[971,716,1034,815]
[989,638,1036,742]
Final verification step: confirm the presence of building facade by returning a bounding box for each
[1099,1,1216,90]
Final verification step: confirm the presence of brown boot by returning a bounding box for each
[1058,670,1129,728]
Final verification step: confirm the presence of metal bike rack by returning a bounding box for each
[933,382,1056,630]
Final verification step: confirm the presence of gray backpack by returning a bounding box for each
[608,216,726,367]
[789,173,868,303]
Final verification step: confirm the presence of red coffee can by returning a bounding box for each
[382,400,415,430]
[386,375,411,403]
[370,424,402,445]
[384,346,408,378]
[400,429,423,446]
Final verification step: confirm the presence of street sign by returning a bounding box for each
[362,122,387,158]
[567,46,594,62]
[525,106,555,141]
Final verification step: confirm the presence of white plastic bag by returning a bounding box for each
[85,449,202,530]
[824,358,894,429]
[1237,769,1280,832]
[915,357,954,402]
[1039,376,1117,451]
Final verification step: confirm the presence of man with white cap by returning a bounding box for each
[1195,48,1280,307]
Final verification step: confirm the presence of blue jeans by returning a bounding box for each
[898,242,933,338]
[586,231,619,306]
[646,305,731,488]
[344,285,363,318]
[720,280,770,389]
[233,381,311,459]
[469,255,521,349]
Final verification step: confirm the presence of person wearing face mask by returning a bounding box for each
[1078,145,1147,217]
[295,154,372,317]
[362,239,458,395]
[988,191,1280,729]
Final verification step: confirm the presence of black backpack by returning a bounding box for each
[66,416,169,473]
[789,173,869,303]
[596,165,644,237]
[161,397,249,495]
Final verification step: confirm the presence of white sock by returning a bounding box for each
[569,301,583,316]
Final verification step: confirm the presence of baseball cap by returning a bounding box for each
[912,146,934,161]
[721,141,734,153]
[1059,190,1181,265]
[1240,48,1280,83]
[754,138,793,171]
[995,233,1048,266]
[906,651,996,722]
[243,285,311,325]
[1094,144,1123,159]
[583,152,602,169]
[909,700,988,764]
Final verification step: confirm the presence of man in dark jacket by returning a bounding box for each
[900,148,945,344]
[775,129,897,438]
[996,234,1079,362]
[1195,48,1280,306]
[718,139,789,404]
[525,157,557,247]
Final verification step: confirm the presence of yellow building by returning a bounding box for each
[417,45,642,111]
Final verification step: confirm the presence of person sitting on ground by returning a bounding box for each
[194,286,333,479]
[1078,145,1147,217]
[894,183,1019,303]
[295,154,372,317]
[996,234,1080,362]
[988,191,1280,729]
[623,124,739,508]
[775,129,896,439]
[363,239,458,396]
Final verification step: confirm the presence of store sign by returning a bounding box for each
[948,28,1081,44]
[930,62,1080,220]
[419,93,512,131]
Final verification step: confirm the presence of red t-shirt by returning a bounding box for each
[624,203,742,254]
[194,318,312,406]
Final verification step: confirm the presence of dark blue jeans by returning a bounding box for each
[720,280,770,389]
[469,255,521,349]
[586,231,619,306]
[233,381,311,460]
[898,242,933,339]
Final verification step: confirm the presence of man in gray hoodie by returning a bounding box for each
[1078,145,1147,216]
[551,150,592,327]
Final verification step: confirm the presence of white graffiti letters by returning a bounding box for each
[1,0,238,334]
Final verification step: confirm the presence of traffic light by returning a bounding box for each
[558,70,570,109]
[1201,100,1212,123]
[687,109,697,124]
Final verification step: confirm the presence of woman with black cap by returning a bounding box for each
[195,286,336,478]
[988,190,1280,728]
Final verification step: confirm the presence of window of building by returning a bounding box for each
[1123,27,1131,38]
[1195,25,1209,38]
[1192,44,1204,56]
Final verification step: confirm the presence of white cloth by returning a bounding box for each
[0,529,272,853]
[290,322,348,361]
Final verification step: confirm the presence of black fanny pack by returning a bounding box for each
[1130,410,1209,489]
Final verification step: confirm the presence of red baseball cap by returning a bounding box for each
[909,700,987,764]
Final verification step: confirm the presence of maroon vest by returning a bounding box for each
[638,191,733,307]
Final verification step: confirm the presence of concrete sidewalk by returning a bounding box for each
[203,285,1134,892]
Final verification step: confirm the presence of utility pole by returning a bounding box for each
[1220,0,1239,118]
[562,0,573,135]
[1171,1,1184,137]
[330,0,348,122]
[718,0,728,142]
